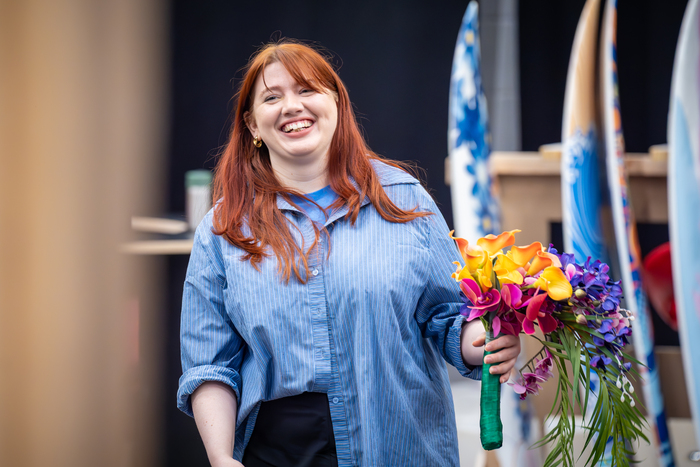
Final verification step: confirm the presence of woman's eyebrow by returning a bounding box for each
[259,85,282,96]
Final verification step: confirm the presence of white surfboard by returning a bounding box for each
[601,0,674,464]
[668,0,700,452]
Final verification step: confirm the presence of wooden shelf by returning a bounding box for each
[489,151,668,177]
[121,239,194,255]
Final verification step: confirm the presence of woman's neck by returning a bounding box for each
[271,156,329,194]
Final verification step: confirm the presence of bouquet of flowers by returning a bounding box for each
[450,229,647,467]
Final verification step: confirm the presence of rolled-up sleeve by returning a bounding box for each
[177,222,246,417]
[414,199,482,381]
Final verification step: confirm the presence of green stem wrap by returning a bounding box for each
[480,330,503,450]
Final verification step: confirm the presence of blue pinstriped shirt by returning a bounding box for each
[177,161,481,466]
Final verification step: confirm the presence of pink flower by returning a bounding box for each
[509,349,554,400]
[494,283,524,336]
[534,348,554,381]
[517,289,558,335]
[501,283,523,308]
[508,373,543,400]
[460,278,501,322]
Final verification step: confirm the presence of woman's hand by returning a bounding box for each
[472,333,521,384]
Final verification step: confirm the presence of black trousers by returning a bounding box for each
[242,392,339,467]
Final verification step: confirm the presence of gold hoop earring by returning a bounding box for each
[253,136,262,148]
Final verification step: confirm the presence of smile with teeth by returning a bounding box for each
[281,120,313,133]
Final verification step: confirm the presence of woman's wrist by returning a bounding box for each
[209,454,240,467]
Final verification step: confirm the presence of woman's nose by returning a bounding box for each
[282,93,303,114]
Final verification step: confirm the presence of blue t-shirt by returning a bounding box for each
[290,185,338,226]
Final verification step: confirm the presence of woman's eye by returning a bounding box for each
[263,95,278,102]
[300,89,313,94]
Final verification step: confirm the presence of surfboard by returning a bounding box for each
[601,0,675,464]
[448,4,538,464]
[448,0,499,243]
[668,0,700,452]
[561,1,616,463]
[561,0,609,267]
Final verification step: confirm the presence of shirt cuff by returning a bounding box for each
[177,365,241,417]
[447,314,482,381]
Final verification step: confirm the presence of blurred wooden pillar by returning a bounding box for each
[0,0,168,466]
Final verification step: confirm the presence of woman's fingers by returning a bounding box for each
[483,334,521,378]
[484,334,519,352]
[488,357,517,380]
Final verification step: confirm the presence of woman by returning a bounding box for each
[177,40,520,467]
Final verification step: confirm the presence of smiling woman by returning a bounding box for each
[177,39,521,467]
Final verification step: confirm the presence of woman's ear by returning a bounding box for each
[244,111,258,135]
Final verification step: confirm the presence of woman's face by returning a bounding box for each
[247,62,338,174]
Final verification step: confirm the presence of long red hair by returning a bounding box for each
[212,40,429,282]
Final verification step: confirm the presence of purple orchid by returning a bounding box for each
[590,354,613,370]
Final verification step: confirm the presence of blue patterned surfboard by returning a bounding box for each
[448,1,499,243]
[561,0,609,267]
[561,1,614,464]
[601,0,674,464]
[448,4,535,464]
[668,0,700,451]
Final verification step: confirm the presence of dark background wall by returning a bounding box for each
[168,0,470,230]
[164,1,688,465]
[520,0,689,153]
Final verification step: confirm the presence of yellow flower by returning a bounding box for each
[475,255,494,292]
[494,254,524,285]
[466,244,488,273]
[533,266,572,301]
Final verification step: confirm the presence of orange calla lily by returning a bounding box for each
[508,242,543,267]
[476,229,521,255]
[449,231,469,263]
[494,254,524,285]
[533,266,573,301]
[527,251,563,276]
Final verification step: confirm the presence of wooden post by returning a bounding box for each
[0,1,167,465]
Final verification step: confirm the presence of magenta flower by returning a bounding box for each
[501,283,523,308]
[534,348,554,381]
[494,283,524,336]
[517,290,558,335]
[459,278,501,322]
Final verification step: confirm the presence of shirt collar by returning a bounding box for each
[275,159,419,213]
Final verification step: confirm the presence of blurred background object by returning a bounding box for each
[185,170,212,231]
[0,0,168,466]
[643,242,678,331]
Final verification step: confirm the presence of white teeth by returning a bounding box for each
[282,120,312,133]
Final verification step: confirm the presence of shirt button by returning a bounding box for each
[312,269,319,276]
[332,397,339,404]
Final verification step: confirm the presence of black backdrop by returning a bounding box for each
[164,1,687,465]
